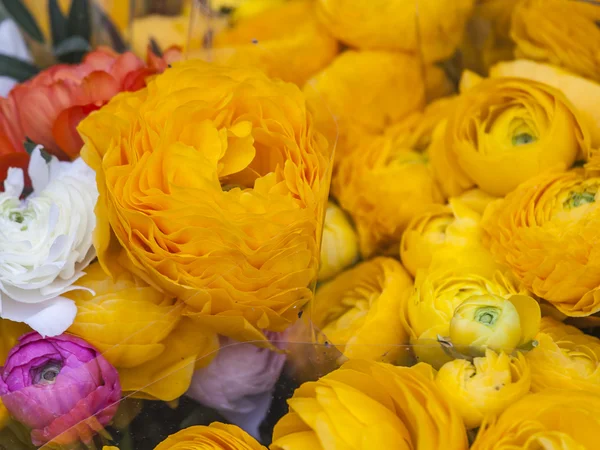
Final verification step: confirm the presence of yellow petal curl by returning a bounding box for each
[271,360,468,450]
[435,350,531,429]
[310,257,413,364]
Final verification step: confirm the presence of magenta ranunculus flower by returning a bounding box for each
[0,332,121,446]
[186,332,287,438]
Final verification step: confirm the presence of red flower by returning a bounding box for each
[0,47,167,181]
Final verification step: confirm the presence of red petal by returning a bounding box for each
[52,104,102,159]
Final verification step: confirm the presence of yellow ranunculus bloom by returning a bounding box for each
[304,50,449,163]
[482,170,600,317]
[310,257,413,364]
[154,422,265,450]
[402,267,523,368]
[66,263,219,401]
[78,60,331,343]
[435,350,531,429]
[315,0,474,63]
[431,77,588,197]
[191,0,338,86]
[400,198,493,277]
[526,317,600,395]
[490,59,600,150]
[511,0,600,82]
[271,360,468,450]
[333,133,444,257]
[449,294,540,355]
[318,202,359,282]
[471,390,600,449]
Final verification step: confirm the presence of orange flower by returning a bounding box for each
[78,60,331,342]
[0,47,163,174]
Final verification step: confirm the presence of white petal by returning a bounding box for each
[0,19,32,63]
[3,167,24,197]
[0,295,77,337]
[28,146,51,193]
[0,77,17,98]
[218,390,274,440]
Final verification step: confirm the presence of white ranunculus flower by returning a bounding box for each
[0,147,98,336]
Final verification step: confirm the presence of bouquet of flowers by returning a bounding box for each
[1,0,600,449]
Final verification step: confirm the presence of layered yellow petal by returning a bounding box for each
[491,59,600,149]
[189,0,339,86]
[315,0,474,63]
[400,198,494,277]
[482,170,600,316]
[511,0,600,82]
[304,50,449,164]
[78,59,331,342]
[435,350,531,429]
[271,360,468,450]
[66,263,219,401]
[333,133,444,257]
[154,422,266,449]
[311,257,413,364]
[472,390,600,449]
[432,77,588,197]
[526,317,600,395]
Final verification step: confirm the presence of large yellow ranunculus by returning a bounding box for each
[190,0,339,86]
[402,267,527,368]
[471,390,600,449]
[310,257,413,364]
[430,77,589,197]
[304,50,450,164]
[66,263,219,401]
[154,422,265,450]
[315,0,474,63]
[490,59,600,151]
[400,198,494,277]
[449,294,540,355]
[482,170,600,317]
[318,201,359,282]
[271,359,468,450]
[526,316,600,395]
[78,60,331,343]
[511,0,600,82]
[435,350,531,429]
[333,133,444,257]
[455,189,498,215]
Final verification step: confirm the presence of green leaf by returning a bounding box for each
[48,0,67,46]
[54,35,90,57]
[0,0,44,43]
[66,0,91,42]
[24,138,52,162]
[92,2,127,53]
[0,54,39,82]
